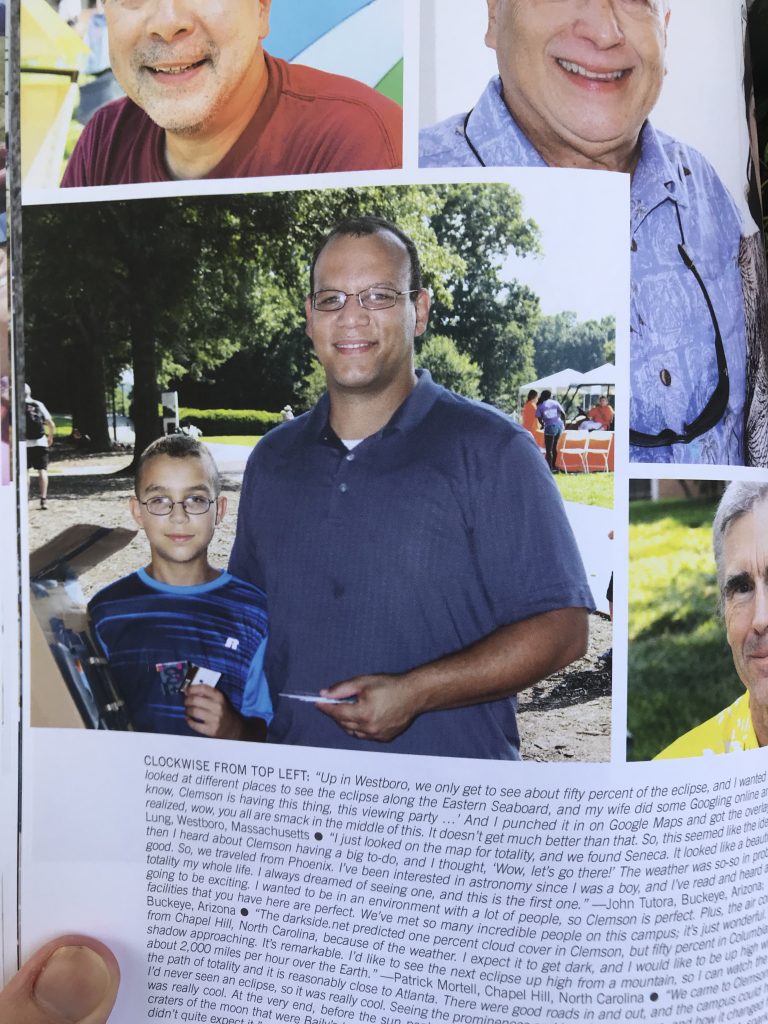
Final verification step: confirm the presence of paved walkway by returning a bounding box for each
[206,441,256,474]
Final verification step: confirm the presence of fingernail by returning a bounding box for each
[34,945,112,1022]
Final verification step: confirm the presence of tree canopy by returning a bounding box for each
[22,184,543,455]
[532,312,616,379]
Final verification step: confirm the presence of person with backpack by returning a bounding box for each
[24,383,55,510]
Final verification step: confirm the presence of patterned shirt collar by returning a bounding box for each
[466,75,691,224]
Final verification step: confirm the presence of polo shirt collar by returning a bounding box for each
[386,369,442,434]
[308,369,443,445]
[630,121,689,234]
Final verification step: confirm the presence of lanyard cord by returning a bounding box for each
[463,109,486,166]
[629,203,728,448]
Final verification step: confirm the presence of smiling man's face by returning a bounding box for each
[486,0,669,171]
[105,0,271,138]
[305,231,429,401]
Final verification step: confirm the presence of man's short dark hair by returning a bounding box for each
[309,216,422,297]
[135,434,221,496]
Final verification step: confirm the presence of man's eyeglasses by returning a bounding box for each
[139,496,215,516]
[310,286,419,312]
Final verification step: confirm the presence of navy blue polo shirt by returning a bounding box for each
[230,371,593,759]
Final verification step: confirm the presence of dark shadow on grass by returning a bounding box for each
[631,573,719,643]
[48,476,135,500]
[629,497,720,527]
[519,665,611,714]
[628,630,738,761]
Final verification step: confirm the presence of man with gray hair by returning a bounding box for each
[420,0,761,467]
[656,481,768,757]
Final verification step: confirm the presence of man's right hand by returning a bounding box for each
[0,936,119,1024]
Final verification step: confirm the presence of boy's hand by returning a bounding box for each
[184,686,265,741]
[184,685,243,739]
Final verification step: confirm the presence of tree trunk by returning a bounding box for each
[70,341,112,450]
[130,303,162,465]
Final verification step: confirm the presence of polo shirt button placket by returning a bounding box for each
[329,446,357,521]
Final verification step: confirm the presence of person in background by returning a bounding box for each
[521,388,539,438]
[24,383,55,510]
[0,376,10,486]
[587,395,614,430]
[77,0,110,76]
[536,388,566,473]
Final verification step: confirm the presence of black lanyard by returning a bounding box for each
[628,204,728,448]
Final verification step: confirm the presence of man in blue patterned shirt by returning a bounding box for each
[420,0,758,466]
[89,435,271,739]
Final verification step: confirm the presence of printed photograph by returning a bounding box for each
[419,0,768,468]
[23,177,619,760]
[627,476,768,759]
[20,0,403,189]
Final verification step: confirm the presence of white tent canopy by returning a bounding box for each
[577,362,616,386]
[520,363,615,393]
[520,368,581,393]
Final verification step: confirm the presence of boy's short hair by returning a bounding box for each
[135,434,222,496]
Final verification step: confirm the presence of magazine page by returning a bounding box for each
[6,0,768,1022]
[0,0,17,987]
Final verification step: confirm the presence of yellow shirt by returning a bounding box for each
[654,691,759,759]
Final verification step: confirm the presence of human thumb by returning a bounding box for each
[0,937,120,1024]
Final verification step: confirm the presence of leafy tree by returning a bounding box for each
[298,356,326,411]
[532,312,615,378]
[416,334,481,398]
[23,198,265,458]
[427,183,541,403]
[22,184,541,454]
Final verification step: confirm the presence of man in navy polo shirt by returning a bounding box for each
[230,216,594,759]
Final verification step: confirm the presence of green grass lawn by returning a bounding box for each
[627,498,739,761]
[555,472,613,508]
[53,414,73,437]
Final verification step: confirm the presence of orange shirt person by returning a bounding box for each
[587,396,614,430]
[521,389,539,437]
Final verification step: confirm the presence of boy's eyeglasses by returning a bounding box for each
[139,496,215,516]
